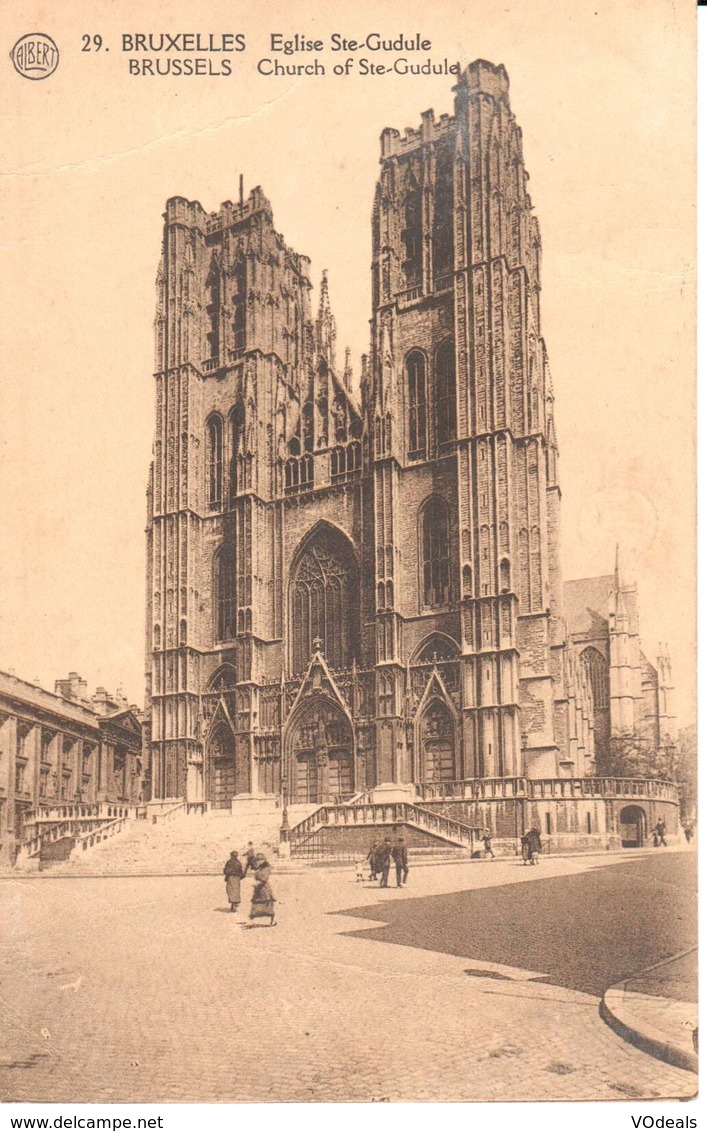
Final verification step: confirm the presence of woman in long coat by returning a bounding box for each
[249,854,276,926]
[224,851,244,912]
[527,828,543,863]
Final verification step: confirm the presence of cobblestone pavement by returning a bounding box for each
[0,854,696,1103]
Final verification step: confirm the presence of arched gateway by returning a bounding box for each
[619,805,647,848]
[288,698,354,805]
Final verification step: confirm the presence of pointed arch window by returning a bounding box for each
[206,271,220,360]
[302,402,314,453]
[433,152,454,283]
[229,403,245,503]
[215,543,236,642]
[581,647,610,711]
[435,341,456,445]
[232,259,246,353]
[402,187,422,286]
[207,415,223,508]
[421,497,451,608]
[415,635,459,664]
[291,528,357,675]
[407,351,427,459]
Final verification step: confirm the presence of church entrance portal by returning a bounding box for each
[290,699,354,805]
[619,805,647,848]
[207,725,249,808]
[420,700,456,782]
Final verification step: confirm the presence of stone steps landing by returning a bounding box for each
[43,810,283,876]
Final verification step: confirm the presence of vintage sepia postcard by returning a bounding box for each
[0,0,698,1114]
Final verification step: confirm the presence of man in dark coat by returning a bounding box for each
[654,818,667,847]
[367,840,380,881]
[392,837,409,887]
[378,838,392,888]
[223,851,244,912]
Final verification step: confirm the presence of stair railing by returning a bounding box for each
[288,800,483,852]
[151,800,187,825]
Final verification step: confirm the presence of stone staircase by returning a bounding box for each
[38,808,283,876]
[289,799,483,860]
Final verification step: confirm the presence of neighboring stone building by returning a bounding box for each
[0,670,144,864]
[144,60,679,846]
[564,556,677,770]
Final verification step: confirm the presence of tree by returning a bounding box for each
[598,730,677,781]
[675,725,697,821]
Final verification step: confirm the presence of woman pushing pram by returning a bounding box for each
[249,854,277,926]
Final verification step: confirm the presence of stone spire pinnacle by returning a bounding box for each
[316,269,337,369]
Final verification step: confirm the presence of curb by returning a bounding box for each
[600,947,698,1075]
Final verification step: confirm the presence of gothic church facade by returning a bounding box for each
[145,61,675,811]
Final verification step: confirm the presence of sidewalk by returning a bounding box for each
[601,947,698,1074]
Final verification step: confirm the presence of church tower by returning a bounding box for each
[147,188,320,802]
[147,184,365,807]
[368,60,567,781]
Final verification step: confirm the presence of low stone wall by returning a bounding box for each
[293,822,463,859]
[539,833,621,855]
[40,837,76,869]
[288,782,682,859]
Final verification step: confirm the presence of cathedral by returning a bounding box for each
[145,60,677,835]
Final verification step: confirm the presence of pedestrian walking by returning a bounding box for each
[527,827,542,863]
[482,828,494,859]
[392,837,409,887]
[223,850,244,912]
[249,854,276,926]
[378,838,392,888]
[367,839,380,882]
[243,841,257,874]
[653,818,667,847]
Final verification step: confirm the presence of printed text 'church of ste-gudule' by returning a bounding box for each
[146,60,679,850]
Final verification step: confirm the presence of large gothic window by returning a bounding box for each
[421,498,451,608]
[407,351,427,459]
[207,414,223,508]
[581,647,610,711]
[435,342,456,445]
[402,188,422,287]
[215,543,236,642]
[291,527,357,675]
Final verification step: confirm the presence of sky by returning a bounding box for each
[0,0,696,723]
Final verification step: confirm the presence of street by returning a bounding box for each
[340,852,697,997]
[0,851,697,1103]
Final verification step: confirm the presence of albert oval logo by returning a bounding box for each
[10,33,59,80]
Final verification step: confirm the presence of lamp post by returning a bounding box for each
[279,779,291,858]
[519,730,529,845]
